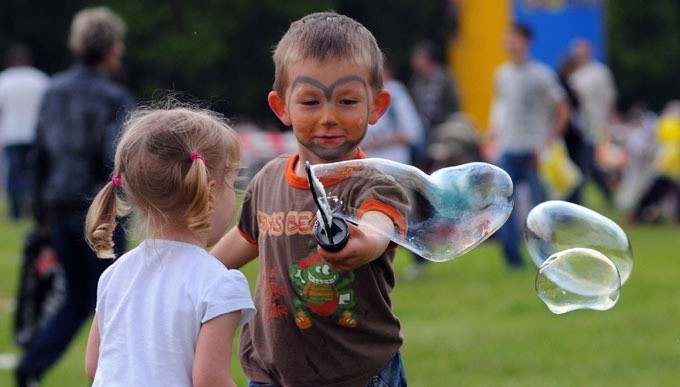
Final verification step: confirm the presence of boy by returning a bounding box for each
[212,11,409,387]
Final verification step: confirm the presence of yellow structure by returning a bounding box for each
[448,0,510,130]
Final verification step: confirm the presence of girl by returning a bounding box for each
[84,104,255,386]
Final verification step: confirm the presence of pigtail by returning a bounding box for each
[184,152,212,235]
[85,177,122,258]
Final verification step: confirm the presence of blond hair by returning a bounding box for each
[272,11,384,97]
[85,103,241,258]
[68,6,126,65]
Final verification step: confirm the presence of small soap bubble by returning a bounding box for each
[311,159,514,262]
[536,248,621,314]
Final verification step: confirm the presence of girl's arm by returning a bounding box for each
[193,311,242,387]
[85,314,101,379]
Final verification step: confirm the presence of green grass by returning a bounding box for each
[0,187,678,386]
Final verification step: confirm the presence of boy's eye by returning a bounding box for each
[339,99,358,105]
[301,100,320,106]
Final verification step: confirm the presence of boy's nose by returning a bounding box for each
[320,105,338,127]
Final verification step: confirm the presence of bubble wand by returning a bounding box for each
[306,161,349,252]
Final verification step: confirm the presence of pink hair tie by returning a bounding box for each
[190,151,206,164]
[111,176,122,187]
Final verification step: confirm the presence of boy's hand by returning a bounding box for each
[316,211,393,273]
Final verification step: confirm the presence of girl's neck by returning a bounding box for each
[152,225,206,248]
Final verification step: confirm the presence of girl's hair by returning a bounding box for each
[272,11,384,97]
[85,103,241,258]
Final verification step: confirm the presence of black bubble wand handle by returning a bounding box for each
[305,161,349,252]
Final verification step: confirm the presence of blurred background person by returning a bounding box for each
[568,38,618,205]
[363,57,424,165]
[613,102,659,215]
[0,44,49,221]
[629,100,680,225]
[557,54,589,204]
[409,40,461,170]
[406,41,461,279]
[486,22,569,269]
[363,56,426,280]
[17,7,134,386]
[427,112,482,171]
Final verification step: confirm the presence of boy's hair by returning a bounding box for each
[85,102,241,258]
[68,6,126,65]
[272,11,384,96]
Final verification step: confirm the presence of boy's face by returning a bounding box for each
[268,60,390,164]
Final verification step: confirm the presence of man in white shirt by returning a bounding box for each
[568,38,617,204]
[486,23,569,268]
[569,38,617,145]
[0,44,49,220]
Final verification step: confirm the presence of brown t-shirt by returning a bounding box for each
[237,150,409,387]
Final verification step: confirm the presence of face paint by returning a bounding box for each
[283,62,374,163]
[289,75,368,104]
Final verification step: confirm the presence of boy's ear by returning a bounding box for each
[268,91,292,126]
[368,89,392,125]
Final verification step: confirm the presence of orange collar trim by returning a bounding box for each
[285,148,367,190]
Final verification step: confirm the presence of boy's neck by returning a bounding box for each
[294,148,360,177]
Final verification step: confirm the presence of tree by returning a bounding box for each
[115,0,334,124]
[3,1,677,116]
[0,0,453,123]
[607,0,680,111]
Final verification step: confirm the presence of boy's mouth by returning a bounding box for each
[313,135,344,145]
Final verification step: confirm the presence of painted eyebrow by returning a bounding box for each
[288,75,368,102]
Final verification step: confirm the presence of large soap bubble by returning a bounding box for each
[310,159,514,262]
[525,200,633,313]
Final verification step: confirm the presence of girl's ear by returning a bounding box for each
[368,89,391,125]
[268,91,292,126]
[207,179,217,204]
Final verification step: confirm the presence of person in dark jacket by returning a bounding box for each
[16,7,134,386]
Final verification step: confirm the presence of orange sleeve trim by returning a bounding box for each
[357,199,408,236]
[238,227,258,247]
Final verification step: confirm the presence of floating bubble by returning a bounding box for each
[536,248,621,314]
[311,159,514,262]
[525,200,633,284]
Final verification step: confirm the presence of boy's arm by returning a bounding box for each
[317,211,393,273]
[85,314,101,380]
[211,227,258,269]
[193,311,241,387]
